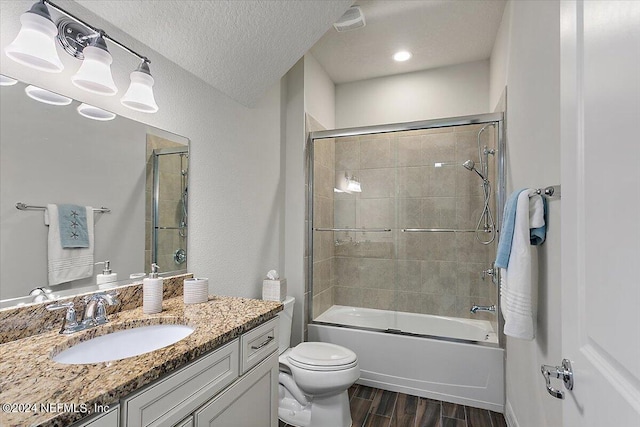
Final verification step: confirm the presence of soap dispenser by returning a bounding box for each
[96,260,118,287]
[143,263,163,314]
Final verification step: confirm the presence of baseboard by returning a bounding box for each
[504,400,520,427]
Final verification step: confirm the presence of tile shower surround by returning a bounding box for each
[311,124,498,328]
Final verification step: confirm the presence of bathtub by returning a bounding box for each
[309,305,504,412]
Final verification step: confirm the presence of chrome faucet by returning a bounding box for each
[81,291,119,326]
[46,291,119,334]
[470,304,496,314]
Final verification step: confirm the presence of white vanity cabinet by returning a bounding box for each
[120,318,279,427]
[73,405,120,427]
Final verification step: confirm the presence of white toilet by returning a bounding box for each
[278,296,360,427]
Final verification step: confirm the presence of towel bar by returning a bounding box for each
[534,185,561,199]
[15,202,110,213]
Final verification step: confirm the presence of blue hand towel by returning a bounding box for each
[495,189,527,268]
[58,204,89,248]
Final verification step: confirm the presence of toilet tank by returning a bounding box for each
[278,296,295,354]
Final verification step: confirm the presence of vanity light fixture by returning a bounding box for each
[120,60,159,113]
[393,50,412,62]
[4,1,64,73]
[70,32,117,96]
[77,103,116,121]
[25,84,72,105]
[4,0,158,112]
[0,75,19,86]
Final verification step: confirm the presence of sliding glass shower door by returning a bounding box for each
[310,115,503,339]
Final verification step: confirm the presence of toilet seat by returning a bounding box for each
[287,342,358,371]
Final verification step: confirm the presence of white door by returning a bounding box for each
[560,1,640,426]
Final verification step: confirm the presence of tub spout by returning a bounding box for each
[470,304,496,314]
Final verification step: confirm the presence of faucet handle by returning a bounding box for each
[46,301,74,311]
[46,301,79,333]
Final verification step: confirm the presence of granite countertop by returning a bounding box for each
[0,295,282,427]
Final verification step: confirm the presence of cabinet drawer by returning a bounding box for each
[123,339,239,427]
[240,318,279,374]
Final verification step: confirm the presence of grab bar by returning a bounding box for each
[16,202,110,213]
[314,228,391,232]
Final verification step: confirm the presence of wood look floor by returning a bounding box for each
[279,384,507,427]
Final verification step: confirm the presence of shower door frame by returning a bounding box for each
[151,146,189,272]
[307,112,506,347]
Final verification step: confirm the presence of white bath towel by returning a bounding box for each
[45,204,94,285]
[500,190,544,340]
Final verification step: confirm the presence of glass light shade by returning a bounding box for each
[4,11,64,73]
[25,85,72,105]
[71,45,117,95]
[0,75,18,86]
[77,103,116,121]
[121,70,158,113]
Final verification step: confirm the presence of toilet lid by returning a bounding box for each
[287,342,357,371]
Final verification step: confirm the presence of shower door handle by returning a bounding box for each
[540,359,574,399]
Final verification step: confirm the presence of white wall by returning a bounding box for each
[303,53,335,129]
[0,0,284,299]
[283,58,306,347]
[489,2,563,426]
[489,2,512,112]
[335,60,490,128]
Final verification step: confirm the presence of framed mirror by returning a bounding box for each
[0,75,189,307]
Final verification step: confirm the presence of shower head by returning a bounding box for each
[462,160,488,181]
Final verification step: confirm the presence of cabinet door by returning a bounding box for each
[72,405,119,427]
[123,340,239,427]
[194,351,278,427]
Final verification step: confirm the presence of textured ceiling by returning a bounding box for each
[311,0,507,84]
[76,0,353,106]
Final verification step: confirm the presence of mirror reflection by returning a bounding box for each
[0,76,189,307]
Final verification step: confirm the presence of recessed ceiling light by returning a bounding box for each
[393,51,412,62]
[25,85,72,105]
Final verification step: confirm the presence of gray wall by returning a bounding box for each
[0,83,145,298]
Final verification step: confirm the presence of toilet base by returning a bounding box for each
[278,395,311,427]
[278,390,352,427]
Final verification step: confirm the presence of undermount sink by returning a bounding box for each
[52,324,195,364]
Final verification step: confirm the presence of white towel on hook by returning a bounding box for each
[44,204,94,285]
[500,189,544,340]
